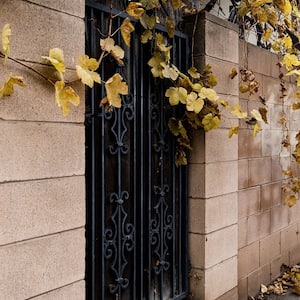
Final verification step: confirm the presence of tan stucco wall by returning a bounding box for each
[0,1,86,299]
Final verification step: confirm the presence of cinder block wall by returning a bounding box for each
[188,12,300,300]
[0,1,86,299]
[188,13,239,299]
[237,43,300,298]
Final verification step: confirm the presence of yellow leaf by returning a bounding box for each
[155,33,172,54]
[251,109,263,122]
[165,17,175,38]
[42,48,66,79]
[282,53,300,71]
[0,75,25,98]
[141,29,153,43]
[100,37,124,65]
[148,51,164,78]
[140,13,156,29]
[262,27,272,42]
[274,0,292,15]
[292,102,300,110]
[188,67,201,79]
[294,90,300,100]
[140,0,160,10]
[105,73,128,108]
[283,36,292,49]
[2,24,11,62]
[186,92,204,113]
[239,84,250,93]
[285,194,297,207]
[253,123,261,137]
[161,62,178,80]
[231,104,247,118]
[121,18,135,47]
[229,126,239,138]
[202,113,220,132]
[76,54,101,88]
[229,67,238,79]
[126,2,145,19]
[199,87,219,101]
[282,169,293,176]
[54,80,80,116]
[171,0,182,9]
[165,87,187,106]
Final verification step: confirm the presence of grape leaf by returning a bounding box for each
[202,113,220,131]
[188,67,201,79]
[126,2,145,18]
[0,75,25,98]
[231,104,247,118]
[105,73,128,108]
[186,92,204,113]
[199,87,219,101]
[229,126,239,138]
[121,18,135,47]
[100,37,124,65]
[282,53,300,71]
[141,29,153,43]
[54,80,80,116]
[76,54,101,88]
[171,0,182,9]
[42,48,66,79]
[140,13,156,29]
[253,123,261,137]
[1,24,11,63]
[165,87,187,106]
[285,194,297,207]
[166,17,175,38]
[148,51,164,78]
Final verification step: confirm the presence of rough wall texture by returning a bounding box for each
[188,12,300,300]
[237,42,300,299]
[0,1,86,299]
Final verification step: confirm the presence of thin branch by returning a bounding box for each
[0,52,55,86]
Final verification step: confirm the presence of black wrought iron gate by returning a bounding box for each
[85,2,189,299]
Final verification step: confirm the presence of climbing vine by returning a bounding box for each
[2,0,300,205]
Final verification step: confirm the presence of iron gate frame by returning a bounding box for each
[85,1,190,299]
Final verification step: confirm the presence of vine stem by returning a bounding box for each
[0,52,55,86]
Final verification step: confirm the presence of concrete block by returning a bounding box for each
[288,200,300,224]
[216,287,238,300]
[247,211,271,244]
[2,0,85,67]
[248,44,272,76]
[247,264,271,298]
[205,225,238,268]
[289,243,300,265]
[27,0,85,18]
[259,232,281,266]
[238,277,248,300]
[262,130,282,157]
[261,182,282,211]
[0,228,85,299]
[270,252,289,281]
[204,128,238,163]
[195,13,239,63]
[188,163,205,198]
[205,193,238,233]
[204,256,237,300]
[238,159,249,189]
[238,242,259,279]
[189,198,205,234]
[30,281,85,300]
[238,218,248,249]
[189,267,204,300]
[0,61,85,123]
[249,157,272,187]
[238,128,261,159]
[0,176,85,245]
[272,156,284,181]
[238,187,260,219]
[0,121,85,182]
[271,205,289,233]
[189,225,237,269]
[202,56,239,96]
[281,223,299,253]
[205,161,238,198]
[261,76,282,104]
